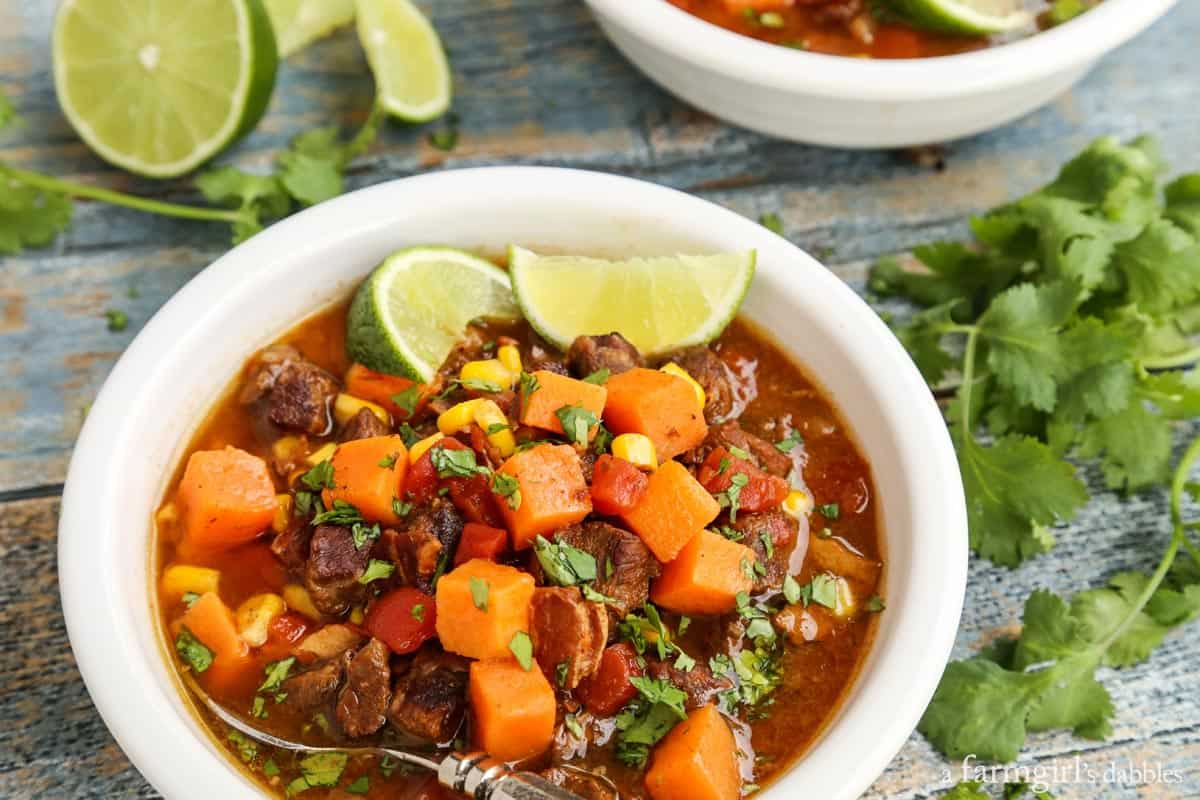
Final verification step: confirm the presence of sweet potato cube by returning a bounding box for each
[603,368,708,460]
[469,658,556,762]
[651,530,755,614]
[435,559,535,660]
[622,461,720,562]
[497,444,592,549]
[321,435,408,525]
[520,369,608,438]
[645,704,741,800]
[177,447,278,552]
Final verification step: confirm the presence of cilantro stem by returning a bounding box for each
[1094,435,1200,653]
[958,328,980,435]
[2,165,246,224]
[1138,345,1200,371]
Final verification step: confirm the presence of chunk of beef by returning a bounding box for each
[566,333,643,378]
[388,648,470,742]
[305,525,370,616]
[730,510,798,593]
[805,532,881,597]
[271,519,312,575]
[690,421,793,478]
[578,450,597,484]
[384,502,464,592]
[530,587,608,689]
[336,638,391,737]
[296,624,364,660]
[556,522,660,618]
[526,333,569,376]
[541,768,618,800]
[645,660,732,710]
[280,649,353,713]
[339,406,389,442]
[669,345,736,423]
[240,345,339,436]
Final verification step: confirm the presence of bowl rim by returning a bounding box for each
[583,0,1178,100]
[59,165,967,800]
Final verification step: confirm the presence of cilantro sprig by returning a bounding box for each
[873,136,1200,565]
[918,435,1200,762]
[0,90,383,252]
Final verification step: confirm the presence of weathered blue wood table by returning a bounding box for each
[1,1,1197,797]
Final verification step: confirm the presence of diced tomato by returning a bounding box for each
[344,363,431,421]
[365,587,438,655]
[258,611,310,660]
[590,454,649,516]
[447,474,505,528]
[405,438,469,504]
[455,522,509,565]
[576,643,643,717]
[697,447,789,514]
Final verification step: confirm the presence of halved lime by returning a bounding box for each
[508,246,756,357]
[355,0,451,122]
[886,0,1032,35]
[264,0,355,57]
[347,247,521,381]
[52,0,278,179]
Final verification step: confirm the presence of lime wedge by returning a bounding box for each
[347,247,520,381]
[508,246,756,357]
[264,0,355,57]
[887,0,1033,35]
[52,0,278,179]
[355,0,452,122]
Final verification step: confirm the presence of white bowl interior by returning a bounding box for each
[59,167,966,799]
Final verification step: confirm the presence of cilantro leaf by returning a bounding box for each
[175,628,214,673]
[194,166,290,243]
[533,535,597,586]
[555,404,599,447]
[0,175,73,255]
[1111,219,1200,314]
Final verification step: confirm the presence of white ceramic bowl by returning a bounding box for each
[583,0,1177,147]
[60,167,967,799]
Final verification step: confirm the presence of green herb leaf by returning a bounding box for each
[181,591,200,609]
[491,471,522,510]
[509,631,534,670]
[411,603,425,623]
[390,385,421,418]
[258,657,296,693]
[555,404,600,447]
[227,730,257,762]
[430,446,489,479]
[533,535,597,586]
[301,460,336,491]
[470,576,490,611]
[360,559,395,584]
[518,371,540,405]
[775,430,803,453]
[583,368,610,385]
[346,775,370,794]
[759,212,784,236]
[175,628,214,673]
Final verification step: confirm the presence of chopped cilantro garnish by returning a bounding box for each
[180,591,200,609]
[782,575,802,605]
[592,423,614,454]
[555,404,599,447]
[729,445,751,461]
[775,429,803,453]
[411,603,425,623]
[104,309,128,332]
[485,422,510,435]
[509,631,534,670]
[582,367,610,384]
[300,460,336,491]
[491,471,522,510]
[533,535,597,585]
[469,576,490,611]
[390,385,421,417]
[563,713,585,738]
[263,759,279,777]
[716,472,750,522]
[430,446,489,479]
[866,595,887,613]
[312,498,362,526]
[346,775,370,794]
[227,730,257,762]
[250,696,267,719]
[258,657,295,693]
[461,377,503,393]
[377,452,398,469]
[360,559,395,584]
[818,502,840,520]
[175,628,213,673]
[397,422,420,447]
[392,498,413,518]
[518,371,540,405]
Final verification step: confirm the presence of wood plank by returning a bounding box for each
[5,468,1196,797]
[2,4,1198,492]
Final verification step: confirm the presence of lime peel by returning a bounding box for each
[885,0,1033,35]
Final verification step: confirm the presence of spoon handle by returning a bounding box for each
[437,752,582,800]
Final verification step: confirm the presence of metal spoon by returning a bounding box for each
[184,674,614,800]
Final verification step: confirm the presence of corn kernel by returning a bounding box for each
[333,392,389,427]
[272,435,306,463]
[660,363,706,411]
[460,359,515,390]
[272,494,293,534]
[612,433,657,471]
[437,398,484,434]
[781,489,814,520]
[283,583,322,621]
[349,606,365,625]
[306,442,337,466]
[473,399,516,457]
[235,593,286,647]
[497,344,522,375]
[161,564,220,598]
[408,432,446,464]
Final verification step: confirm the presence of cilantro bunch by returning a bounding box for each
[872,135,1200,565]
[0,89,382,252]
[871,135,1200,763]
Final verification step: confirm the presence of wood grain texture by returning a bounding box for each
[1,0,1198,797]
